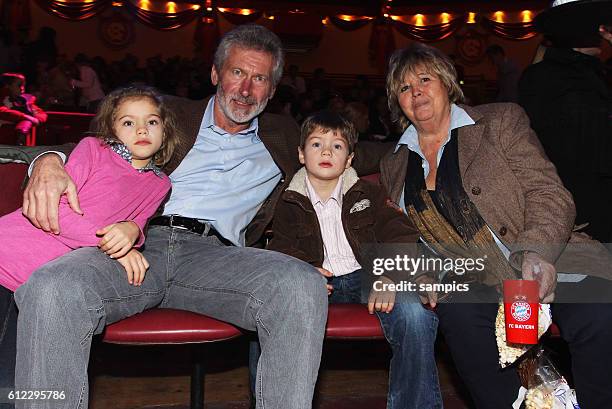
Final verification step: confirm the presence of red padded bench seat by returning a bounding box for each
[102,304,384,345]
[326,304,384,339]
[102,308,242,345]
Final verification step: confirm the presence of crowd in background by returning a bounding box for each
[2,25,611,145]
[0,26,473,143]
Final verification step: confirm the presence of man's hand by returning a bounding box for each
[23,153,82,234]
[116,249,149,286]
[599,25,612,45]
[368,276,396,314]
[416,275,438,308]
[96,221,140,259]
[316,267,334,295]
[521,251,556,303]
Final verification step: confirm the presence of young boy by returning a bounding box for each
[0,73,47,145]
[266,110,442,409]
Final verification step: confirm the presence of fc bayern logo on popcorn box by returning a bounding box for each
[511,301,532,322]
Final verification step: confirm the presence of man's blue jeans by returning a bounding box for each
[250,270,443,409]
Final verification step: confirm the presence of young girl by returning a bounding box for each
[0,85,178,292]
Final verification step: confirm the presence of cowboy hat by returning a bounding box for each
[534,0,612,47]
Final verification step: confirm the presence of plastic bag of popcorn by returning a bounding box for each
[495,302,552,367]
[512,348,580,409]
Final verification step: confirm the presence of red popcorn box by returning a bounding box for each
[503,280,539,345]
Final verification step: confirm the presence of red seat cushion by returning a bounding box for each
[326,304,384,339]
[102,309,242,345]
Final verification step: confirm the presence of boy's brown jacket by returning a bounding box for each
[267,166,420,279]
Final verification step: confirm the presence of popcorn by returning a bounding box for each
[495,303,552,367]
[509,343,581,409]
[525,385,554,409]
[516,379,580,409]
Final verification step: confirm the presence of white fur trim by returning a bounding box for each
[287,166,360,196]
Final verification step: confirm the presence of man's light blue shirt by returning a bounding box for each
[162,98,281,246]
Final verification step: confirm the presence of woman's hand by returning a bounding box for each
[521,251,556,303]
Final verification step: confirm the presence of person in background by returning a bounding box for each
[530,42,548,64]
[71,53,105,113]
[349,74,374,103]
[485,44,521,103]
[22,27,58,90]
[343,101,370,141]
[369,91,399,142]
[41,55,77,108]
[519,0,612,243]
[265,84,296,117]
[309,67,332,110]
[448,54,465,85]
[326,93,346,113]
[0,73,48,145]
[280,64,307,95]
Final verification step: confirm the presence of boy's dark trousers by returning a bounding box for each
[0,285,17,409]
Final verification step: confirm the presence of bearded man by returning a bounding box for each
[13,25,383,409]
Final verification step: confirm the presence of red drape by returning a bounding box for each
[329,15,373,31]
[391,16,464,42]
[31,2,541,42]
[123,0,200,30]
[481,18,538,40]
[34,0,111,21]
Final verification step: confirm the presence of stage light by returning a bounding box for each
[521,10,533,22]
[414,14,425,26]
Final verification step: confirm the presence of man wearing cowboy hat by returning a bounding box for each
[519,0,612,243]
